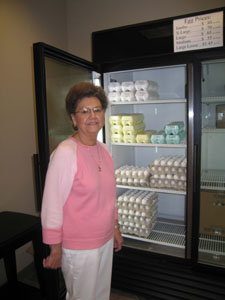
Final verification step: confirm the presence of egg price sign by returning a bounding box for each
[173,11,223,53]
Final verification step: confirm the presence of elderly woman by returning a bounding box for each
[41,82,123,300]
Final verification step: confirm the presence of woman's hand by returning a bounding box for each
[43,243,62,269]
[114,228,123,252]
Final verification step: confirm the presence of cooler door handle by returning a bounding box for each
[193,144,198,193]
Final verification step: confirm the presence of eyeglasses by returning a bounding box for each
[75,107,104,116]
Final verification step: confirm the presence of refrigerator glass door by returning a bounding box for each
[199,59,225,268]
[104,64,188,258]
[45,56,94,153]
[33,43,99,197]
[33,43,100,298]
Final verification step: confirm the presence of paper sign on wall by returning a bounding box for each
[173,11,223,52]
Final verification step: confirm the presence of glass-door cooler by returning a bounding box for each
[199,58,225,268]
[104,64,190,259]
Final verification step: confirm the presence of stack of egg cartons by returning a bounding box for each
[109,115,124,143]
[121,81,136,102]
[107,80,159,103]
[109,114,145,143]
[134,80,159,102]
[150,121,185,144]
[134,80,160,102]
[107,81,136,103]
[121,114,145,143]
[136,130,157,143]
[107,82,121,103]
[149,155,187,190]
[165,121,185,144]
[115,165,151,187]
[117,190,158,238]
[150,130,167,144]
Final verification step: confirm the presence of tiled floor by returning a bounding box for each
[0,284,141,300]
[16,263,142,300]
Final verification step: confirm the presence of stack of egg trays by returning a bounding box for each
[109,114,145,143]
[149,155,187,191]
[115,165,151,187]
[164,121,185,144]
[117,190,158,238]
[107,80,159,103]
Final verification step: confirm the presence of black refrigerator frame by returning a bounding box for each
[91,6,225,298]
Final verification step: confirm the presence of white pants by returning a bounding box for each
[61,238,113,300]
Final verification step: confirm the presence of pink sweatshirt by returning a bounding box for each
[41,137,118,250]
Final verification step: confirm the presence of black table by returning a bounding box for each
[0,211,46,295]
[0,211,67,300]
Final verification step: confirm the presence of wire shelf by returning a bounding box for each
[202,96,225,103]
[110,98,187,105]
[123,220,225,256]
[123,220,186,249]
[201,170,225,191]
[199,234,225,256]
[117,185,186,195]
[112,142,187,148]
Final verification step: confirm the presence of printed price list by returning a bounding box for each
[174,11,223,52]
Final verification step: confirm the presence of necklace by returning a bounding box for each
[73,133,102,172]
[89,143,102,172]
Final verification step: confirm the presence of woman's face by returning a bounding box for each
[71,97,105,136]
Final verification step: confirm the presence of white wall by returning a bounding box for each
[66,0,225,61]
[0,0,67,284]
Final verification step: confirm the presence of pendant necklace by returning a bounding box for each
[74,134,102,172]
[90,143,102,172]
[96,144,102,172]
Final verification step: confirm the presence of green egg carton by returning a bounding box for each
[164,121,184,135]
[150,131,166,144]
